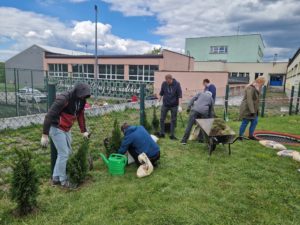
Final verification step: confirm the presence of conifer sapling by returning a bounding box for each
[10,150,39,216]
[67,140,89,186]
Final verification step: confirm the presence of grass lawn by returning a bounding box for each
[0,109,299,225]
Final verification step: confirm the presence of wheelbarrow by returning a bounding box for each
[196,118,239,156]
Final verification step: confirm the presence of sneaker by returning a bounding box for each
[181,140,187,145]
[158,133,165,138]
[238,136,243,141]
[248,136,258,141]
[170,135,178,140]
[51,179,61,186]
[60,181,78,190]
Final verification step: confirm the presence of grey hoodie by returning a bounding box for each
[187,92,215,117]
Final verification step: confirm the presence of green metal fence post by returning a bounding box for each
[295,83,300,115]
[223,84,229,121]
[4,68,7,104]
[31,70,34,111]
[16,69,20,116]
[45,71,49,111]
[48,83,57,176]
[289,85,295,115]
[260,85,267,117]
[13,69,18,116]
[140,83,145,126]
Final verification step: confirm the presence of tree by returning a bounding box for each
[152,106,159,132]
[110,119,122,154]
[147,47,162,55]
[67,140,89,186]
[10,150,39,216]
[104,119,122,157]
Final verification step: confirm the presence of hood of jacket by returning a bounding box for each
[71,83,91,99]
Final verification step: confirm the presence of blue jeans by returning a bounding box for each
[239,116,258,137]
[49,126,72,183]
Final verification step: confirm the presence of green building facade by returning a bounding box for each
[185,34,265,62]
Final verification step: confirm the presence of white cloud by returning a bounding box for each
[103,0,300,61]
[0,7,160,61]
[71,20,161,54]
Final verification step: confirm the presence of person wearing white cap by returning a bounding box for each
[181,91,215,145]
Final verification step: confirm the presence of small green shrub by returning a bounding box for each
[67,140,89,186]
[10,150,39,216]
[104,119,122,157]
[152,106,159,132]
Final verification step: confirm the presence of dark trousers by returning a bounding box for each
[128,147,160,166]
[160,105,178,136]
[182,110,208,142]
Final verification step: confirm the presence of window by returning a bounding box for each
[129,65,158,82]
[72,64,94,78]
[99,64,124,80]
[210,46,228,54]
[230,72,238,77]
[255,72,263,79]
[229,72,250,83]
[48,64,68,77]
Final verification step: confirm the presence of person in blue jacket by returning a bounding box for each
[203,79,216,102]
[118,123,160,166]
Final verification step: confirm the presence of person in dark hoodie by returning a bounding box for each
[118,123,160,166]
[158,74,182,140]
[40,83,91,188]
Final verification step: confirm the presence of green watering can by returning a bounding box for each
[99,153,127,176]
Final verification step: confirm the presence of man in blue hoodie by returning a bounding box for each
[118,123,160,166]
[203,79,216,102]
[158,74,182,140]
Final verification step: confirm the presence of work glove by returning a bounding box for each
[40,134,49,148]
[178,106,183,113]
[82,132,90,140]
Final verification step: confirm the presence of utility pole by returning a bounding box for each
[95,5,98,80]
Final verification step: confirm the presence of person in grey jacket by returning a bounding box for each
[181,91,214,144]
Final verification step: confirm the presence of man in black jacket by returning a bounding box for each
[40,83,91,188]
[158,74,182,140]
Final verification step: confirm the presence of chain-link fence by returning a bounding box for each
[1,68,300,127]
[0,68,156,130]
[0,68,48,119]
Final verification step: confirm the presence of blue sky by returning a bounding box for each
[0,0,299,61]
[1,0,160,42]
